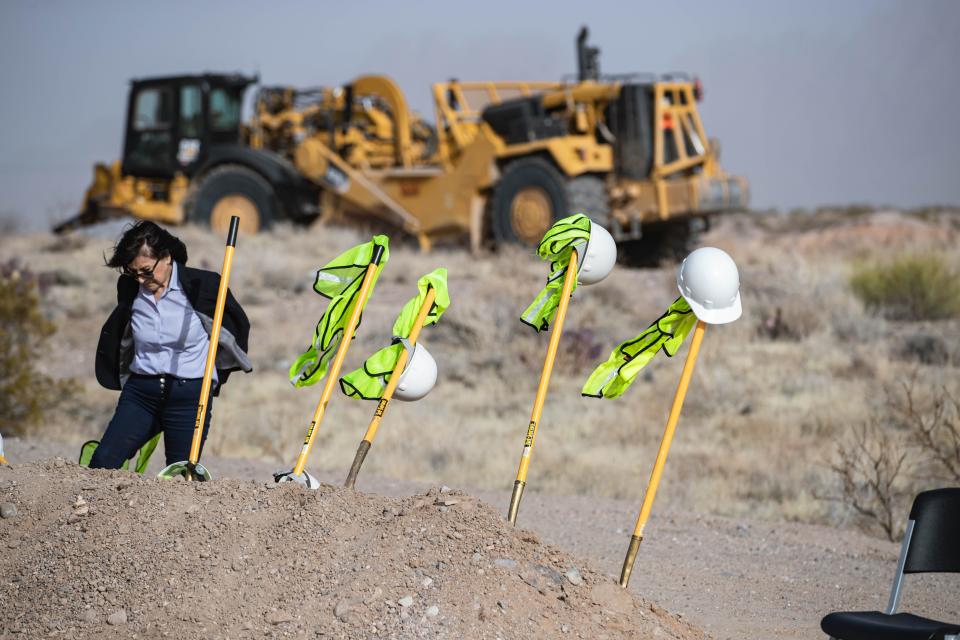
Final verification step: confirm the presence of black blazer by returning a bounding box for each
[95,263,251,395]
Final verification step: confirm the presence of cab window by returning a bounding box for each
[133,88,172,130]
[209,88,241,131]
[180,84,203,137]
[126,86,174,173]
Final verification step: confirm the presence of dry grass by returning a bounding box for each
[2,208,959,535]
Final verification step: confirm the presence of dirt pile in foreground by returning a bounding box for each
[0,459,705,639]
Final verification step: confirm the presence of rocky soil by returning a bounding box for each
[0,458,704,640]
[2,441,958,639]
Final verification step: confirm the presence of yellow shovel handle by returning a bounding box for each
[620,318,706,587]
[292,246,384,476]
[344,287,436,489]
[507,250,578,523]
[188,217,239,465]
[361,286,436,445]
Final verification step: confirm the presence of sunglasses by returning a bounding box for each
[122,256,162,281]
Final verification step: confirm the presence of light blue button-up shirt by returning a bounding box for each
[129,262,216,381]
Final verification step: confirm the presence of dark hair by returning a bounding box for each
[105,221,188,270]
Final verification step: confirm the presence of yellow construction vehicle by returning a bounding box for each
[56,28,747,257]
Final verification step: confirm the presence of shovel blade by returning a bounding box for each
[157,461,212,482]
[273,469,321,490]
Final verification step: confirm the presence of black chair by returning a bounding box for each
[821,488,960,640]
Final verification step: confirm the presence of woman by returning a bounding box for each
[89,221,252,469]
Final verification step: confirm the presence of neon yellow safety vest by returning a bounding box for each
[340,268,450,400]
[521,214,591,332]
[582,296,697,399]
[289,236,390,388]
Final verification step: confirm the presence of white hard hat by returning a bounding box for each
[394,341,438,402]
[274,469,322,490]
[577,220,616,285]
[676,247,742,324]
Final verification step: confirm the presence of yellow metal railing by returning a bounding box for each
[431,81,564,165]
[652,82,714,218]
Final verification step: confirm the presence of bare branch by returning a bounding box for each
[893,378,960,483]
[830,423,910,541]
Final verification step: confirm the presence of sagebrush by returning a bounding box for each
[849,253,960,321]
[0,262,74,436]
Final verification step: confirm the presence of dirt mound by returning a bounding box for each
[0,459,704,639]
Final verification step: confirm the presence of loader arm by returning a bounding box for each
[350,75,416,168]
[292,137,425,244]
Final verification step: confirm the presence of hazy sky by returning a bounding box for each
[1,0,958,230]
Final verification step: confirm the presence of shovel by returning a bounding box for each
[344,286,436,489]
[507,250,579,525]
[274,243,385,489]
[618,319,706,588]
[157,216,240,482]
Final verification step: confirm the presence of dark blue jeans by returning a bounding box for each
[89,373,213,469]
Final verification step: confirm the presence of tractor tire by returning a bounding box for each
[565,174,610,221]
[618,218,699,268]
[187,164,277,235]
[490,157,569,247]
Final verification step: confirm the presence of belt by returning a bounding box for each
[129,372,202,382]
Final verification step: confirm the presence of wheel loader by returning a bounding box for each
[56,28,748,257]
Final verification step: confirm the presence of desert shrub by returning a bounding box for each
[826,379,960,541]
[830,422,911,541]
[894,380,960,484]
[895,332,951,365]
[0,261,74,436]
[849,253,960,321]
[755,304,822,341]
[561,326,604,372]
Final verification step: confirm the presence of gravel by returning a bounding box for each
[106,609,127,625]
[0,459,702,639]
